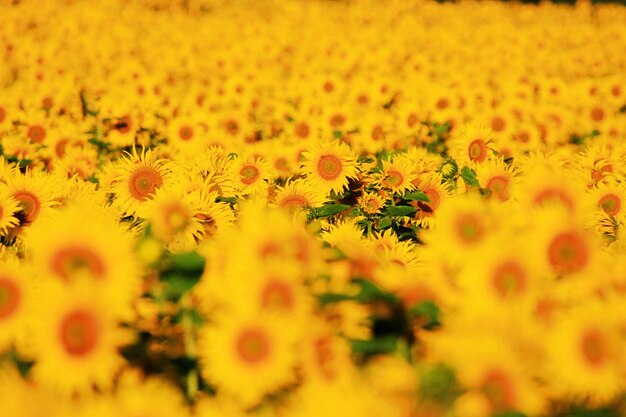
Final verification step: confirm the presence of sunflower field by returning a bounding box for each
[1,0,626,416]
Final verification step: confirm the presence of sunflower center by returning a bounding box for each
[581,329,609,367]
[486,175,509,200]
[317,154,342,181]
[280,195,309,210]
[491,117,506,132]
[0,278,20,319]
[482,370,516,412]
[533,188,574,211]
[492,261,526,298]
[51,246,107,280]
[236,327,271,364]
[179,126,194,141]
[13,190,41,224]
[385,170,404,188]
[599,193,621,216]
[455,214,484,244]
[129,166,163,201]
[28,125,46,143]
[0,107,6,123]
[590,107,604,122]
[163,203,190,232]
[295,122,310,139]
[239,164,260,185]
[548,232,589,274]
[59,309,100,357]
[261,280,294,311]
[468,139,487,162]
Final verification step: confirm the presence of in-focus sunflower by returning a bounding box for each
[0,186,20,236]
[374,156,417,195]
[301,139,358,195]
[109,148,172,216]
[273,179,326,212]
[449,123,495,166]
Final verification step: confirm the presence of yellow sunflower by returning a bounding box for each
[30,280,132,395]
[273,178,327,212]
[301,139,358,195]
[108,148,173,217]
[374,156,417,195]
[4,169,59,228]
[449,123,495,166]
[0,186,20,236]
[143,188,205,252]
[0,257,33,351]
[24,200,140,317]
[198,312,298,407]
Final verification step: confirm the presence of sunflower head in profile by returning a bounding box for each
[301,139,358,196]
[109,148,173,217]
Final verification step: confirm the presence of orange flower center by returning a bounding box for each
[581,329,610,367]
[548,231,589,274]
[295,122,310,139]
[317,154,342,181]
[599,193,621,216]
[492,261,526,298]
[533,188,574,212]
[51,246,107,280]
[261,280,294,311]
[486,175,510,201]
[236,327,271,364]
[385,170,404,188]
[468,139,487,162]
[491,116,506,132]
[0,107,6,123]
[239,164,260,185]
[0,278,20,319]
[279,194,309,210]
[455,213,484,244]
[59,309,100,357]
[13,190,41,225]
[163,203,190,232]
[482,370,517,412]
[178,126,194,141]
[28,125,46,143]
[129,166,163,201]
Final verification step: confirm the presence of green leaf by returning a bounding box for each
[460,166,480,187]
[215,196,237,204]
[404,190,430,202]
[378,216,392,229]
[317,293,355,306]
[493,412,527,417]
[354,278,398,303]
[349,336,397,356]
[161,272,201,299]
[409,300,440,329]
[311,204,350,218]
[384,205,416,217]
[332,130,343,139]
[419,363,459,403]
[171,252,205,272]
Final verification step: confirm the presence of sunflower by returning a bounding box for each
[30,281,131,395]
[24,200,140,316]
[108,148,173,217]
[198,312,298,407]
[374,156,417,195]
[273,179,327,212]
[544,302,624,405]
[358,192,387,215]
[102,376,191,417]
[301,139,358,195]
[228,154,271,197]
[143,188,205,252]
[4,169,59,229]
[474,158,519,202]
[449,123,495,166]
[0,257,33,351]
[0,186,20,236]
